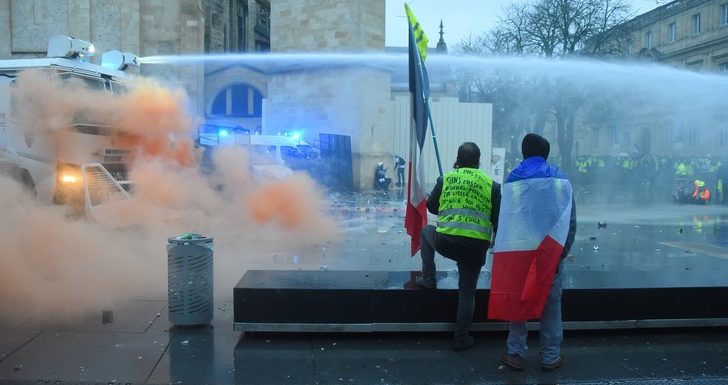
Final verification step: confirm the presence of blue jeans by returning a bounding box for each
[506,260,565,365]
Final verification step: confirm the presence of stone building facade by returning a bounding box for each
[270,0,384,51]
[207,0,396,190]
[267,0,390,189]
[0,0,206,116]
[201,0,270,137]
[203,0,270,53]
[626,0,728,71]
[0,0,269,118]
[1,0,493,190]
[609,0,728,157]
[574,0,728,159]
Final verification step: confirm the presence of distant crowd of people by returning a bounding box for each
[502,154,727,205]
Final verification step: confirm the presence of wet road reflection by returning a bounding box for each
[322,193,728,289]
[232,190,728,291]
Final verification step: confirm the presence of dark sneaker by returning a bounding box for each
[500,353,525,371]
[452,336,475,351]
[415,276,436,289]
[541,356,566,372]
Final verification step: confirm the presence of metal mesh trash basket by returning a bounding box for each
[167,236,214,326]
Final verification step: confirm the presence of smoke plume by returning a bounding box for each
[0,70,339,325]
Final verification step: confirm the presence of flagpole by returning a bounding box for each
[411,29,444,178]
[404,3,439,255]
[424,95,443,178]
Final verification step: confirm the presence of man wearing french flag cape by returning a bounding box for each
[488,133,577,372]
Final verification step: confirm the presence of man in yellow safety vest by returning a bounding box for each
[416,142,501,351]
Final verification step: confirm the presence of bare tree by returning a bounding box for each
[498,2,533,54]
[454,33,491,55]
[525,0,560,56]
[580,0,635,55]
[452,0,641,166]
[553,81,585,164]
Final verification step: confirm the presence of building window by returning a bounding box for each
[210,84,263,117]
[687,60,704,71]
[611,123,620,146]
[669,22,677,42]
[672,120,684,145]
[693,13,701,34]
[625,35,632,55]
[237,0,248,52]
[253,1,271,52]
[646,31,653,49]
[722,3,728,26]
[720,63,728,72]
[211,91,226,114]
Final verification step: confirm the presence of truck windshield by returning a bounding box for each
[109,80,129,95]
[55,72,106,91]
[52,71,123,132]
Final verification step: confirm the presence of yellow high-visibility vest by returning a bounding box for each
[436,168,494,241]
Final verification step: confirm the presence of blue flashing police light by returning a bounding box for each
[218,129,230,137]
[281,130,303,140]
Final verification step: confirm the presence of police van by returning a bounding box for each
[198,125,316,180]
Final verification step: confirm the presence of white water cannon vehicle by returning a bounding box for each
[0,35,140,222]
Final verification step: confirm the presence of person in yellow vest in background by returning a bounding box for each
[416,142,502,351]
[692,179,711,204]
[675,161,688,177]
[717,178,724,204]
[715,159,728,204]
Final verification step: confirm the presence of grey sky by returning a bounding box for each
[385,0,662,48]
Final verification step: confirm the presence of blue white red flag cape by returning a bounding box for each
[487,157,573,321]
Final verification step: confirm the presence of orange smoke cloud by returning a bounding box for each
[0,149,341,324]
[11,70,113,132]
[11,71,195,167]
[115,79,191,135]
[249,176,316,229]
[1,70,340,326]
[113,78,196,166]
[0,173,166,323]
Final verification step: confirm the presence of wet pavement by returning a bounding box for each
[2,303,727,385]
[2,189,728,384]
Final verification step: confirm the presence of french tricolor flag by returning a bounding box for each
[487,177,573,321]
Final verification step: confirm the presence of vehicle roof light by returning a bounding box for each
[47,34,95,59]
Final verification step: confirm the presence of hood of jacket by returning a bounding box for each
[506,156,565,183]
